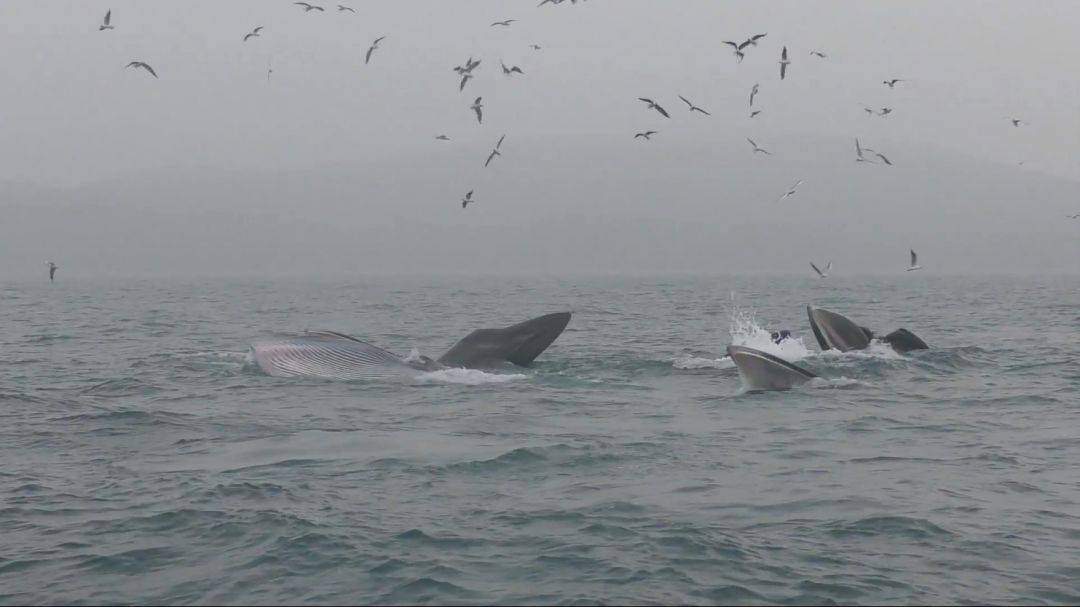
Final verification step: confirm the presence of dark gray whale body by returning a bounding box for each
[252,312,571,380]
[806,306,927,354]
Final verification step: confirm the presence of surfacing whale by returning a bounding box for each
[806,306,927,353]
[727,345,817,392]
[252,312,571,379]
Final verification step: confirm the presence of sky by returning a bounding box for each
[0,0,1077,277]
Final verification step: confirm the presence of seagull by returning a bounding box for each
[267,59,273,82]
[99,10,114,31]
[723,40,748,63]
[855,138,873,163]
[638,98,670,118]
[126,61,158,78]
[294,2,325,12]
[678,95,710,115]
[435,135,450,141]
[1008,118,1025,127]
[485,148,501,167]
[530,44,542,51]
[907,249,922,271]
[365,36,385,64]
[337,4,355,12]
[491,19,516,27]
[810,261,832,278]
[879,107,893,116]
[1066,212,1080,219]
[749,83,759,108]
[471,97,483,124]
[747,138,771,155]
[45,261,58,282]
[810,50,827,58]
[462,190,474,209]
[634,130,657,140]
[744,33,767,47]
[863,106,874,116]
[749,110,762,118]
[777,179,804,202]
[243,26,263,42]
[883,79,903,88]
[779,46,790,80]
[501,61,524,76]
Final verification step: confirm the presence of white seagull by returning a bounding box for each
[491,19,516,27]
[337,4,356,12]
[883,78,903,88]
[243,26,263,42]
[365,36,385,64]
[294,2,325,12]
[747,138,771,155]
[777,179,804,202]
[678,95,710,115]
[634,130,657,140]
[907,249,923,272]
[810,261,832,278]
[638,98,670,118]
[126,61,158,78]
[810,50,827,58]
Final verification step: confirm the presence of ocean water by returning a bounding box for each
[1,275,1078,605]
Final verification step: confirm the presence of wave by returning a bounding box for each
[414,368,526,385]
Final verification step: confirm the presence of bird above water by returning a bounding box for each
[365,36,385,64]
[126,61,158,78]
[99,10,114,31]
[749,83,759,108]
[634,130,657,140]
[45,261,58,282]
[491,19,516,27]
[810,261,832,278]
[677,95,710,115]
[777,179,804,202]
[883,78,904,88]
[501,62,524,76]
[638,98,670,118]
[337,4,355,12]
[879,107,893,116]
[747,138,771,155]
[723,40,749,63]
[243,26,263,42]
[810,50,827,58]
[907,249,923,271]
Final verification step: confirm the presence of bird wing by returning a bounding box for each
[511,66,523,74]
[780,61,787,80]
[876,153,892,165]
[810,262,824,277]
[781,46,788,60]
[143,63,158,78]
[723,41,739,49]
[747,138,757,148]
[751,33,767,41]
[485,150,497,167]
[655,104,670,118]
[365,46,375,63]
[459,75,469,91]
[855,138,863,157]
[244,33,255,41]
[474,106,482,123]
[910,249,917,266]
[104,10,111,25]
[374,36,386,45]
[496,134,506,149]
[638,97,653,105]
[254,26,263,34]
[695,107,711,116]
[749,84,758,107]
[825,261,832,272]
[738,39,752,50]
[678,95,693,109]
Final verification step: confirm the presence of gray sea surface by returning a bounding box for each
[1,275,1078,605]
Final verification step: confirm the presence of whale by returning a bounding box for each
[806,306,927,354]
[727,345,817,392]
[251,312,571,380]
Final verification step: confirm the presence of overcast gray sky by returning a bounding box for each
[1,1,1077,277]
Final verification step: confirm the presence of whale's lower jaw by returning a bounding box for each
[727,345,816,392]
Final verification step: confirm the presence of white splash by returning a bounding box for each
[673,355,734,370]
[809,376,865,388]
[403,348,424,364]
[727,303,814,361]
[816,340,904,361]
[415,368,527,385]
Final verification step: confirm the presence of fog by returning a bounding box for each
[1,1,1077,277]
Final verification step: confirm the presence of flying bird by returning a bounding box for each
[810,50,827,58]
[883,79,903,88]
[267,59,273,81]
[45,261,58,282]
[365,36,385,64]
[491,19,516,27]
[99,10,114,31]
[749,83,759,108]
[126,61,158,78]
[863,106,874,116]
[294,2,325,12]
[243,26,263,42]
[530,44,542,51]
[462,190,474,209]
[471,97,483,124]
[749,110,762,118]
[779,46,790,80]
[501,61,524,76]
[777,179,804,202]
[744,33,767,46]
[435,135,450,141]
[907,249,922,271]
[337,4,355,12]
[1066,212,1080,219]
[810,261,832,278]
[747,138,771,155]
[1008,118,1025,127]
[634,130,657,140]
[678,95,710,115]
[638,98,670,118]
[485,148,500,167]
[723,40,748,63]
[879,107,893,116]
[454,57,480,74]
